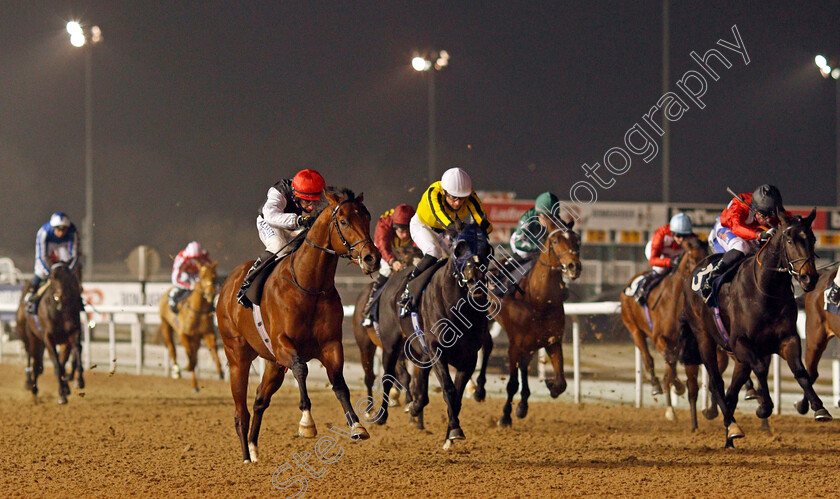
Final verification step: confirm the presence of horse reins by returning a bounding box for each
[536,228,579,279]
[752,226,814,299]
[288,198,374,295]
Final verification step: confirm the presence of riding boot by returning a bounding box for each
[23,291,38,315]
[634,271,667,306]
[361,274,388,327]
[398,254,438,318]
[700,249,745,304]
[236,250,278,308]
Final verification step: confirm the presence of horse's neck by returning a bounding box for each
[185,285,205,307]
[288,228,338,291]
[526,256,564,305]
[747,243,791,298]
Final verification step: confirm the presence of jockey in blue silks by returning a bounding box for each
[24,212,81,314]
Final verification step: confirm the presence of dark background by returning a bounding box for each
[1,1,838,273]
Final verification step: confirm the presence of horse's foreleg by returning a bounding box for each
[72,333,84,389]
[358,334,377,403]
[779,335,831,421]
[44,337,69,404]
[516,353,532,419]
[474,330,493,402]
[248,361,286,462]
[796,328,829,415]
[289,355,316,438]
[409,366,431,430]
[544,341,567,398]
[724,359,752,416]
[321,342,369,440]
[185,336,200,393]
[431,357,466,449]
[685,363,700,432]
[375,340,402,425]
[395,357,413,408]
[204,333,224,380]
[161,321,180,379]
[698,335,740,447]
[499,347,519,428]
[631,325,661,395]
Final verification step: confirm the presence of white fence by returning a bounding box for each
[2,302,839,411]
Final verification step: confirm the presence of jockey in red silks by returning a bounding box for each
[359,203,416,327]
[633,213,693,306]
[236,169,327,308]
[702,184,787,304]
[168,241,212,312]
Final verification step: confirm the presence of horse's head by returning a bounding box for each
[196,261,218,303]
[543,217,581,280]
[450,224,492,293]
[320,189,381,274]
[775,208,818,291]
[677,234,708,277]
[48,263,80,313]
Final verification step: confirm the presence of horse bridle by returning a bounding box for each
[755,227,814,278]
[304,198,375,266]
[536,228,580,277]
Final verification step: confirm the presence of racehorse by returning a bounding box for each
[352,244,421,410]
[375,224,492,450]
[16,263,84,404]
[797,268,840,413]
[680,209,830,448]
[159,260,222,392]
[621,235,709,425]
[216,189,380,463]
[495,218,581,427]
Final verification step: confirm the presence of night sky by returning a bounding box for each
[1,1,839,273]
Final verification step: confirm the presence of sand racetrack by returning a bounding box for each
[1,362,839,498]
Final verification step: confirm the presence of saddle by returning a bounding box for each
[244,256,284,307]
[408,258,449,309]
[690,253,741,309]
[487,255,533,298]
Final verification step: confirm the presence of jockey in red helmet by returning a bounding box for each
[360,204,417,327]
[236,169,326,308]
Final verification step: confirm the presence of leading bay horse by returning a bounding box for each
[680,209,830,448]
[495,218,581,427]
[16,262,84,404]
[376,224,492,450]
[217,190,380,463]
[159,260,222,392]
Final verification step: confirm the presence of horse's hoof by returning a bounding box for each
[665,407,676,421]
[474,386,486,403]
[218,372,224,380]
[794,399,809,415]
[352,423,370,440]
[298,424,317,438]
[814,408,833,422]
[650,378,663,396]
[744,388,758,400]
[443,439,453,451]
[375,413,388,426]
[58,396,68,405]
[389,387,402,406]
[248,443,259,462]
[171,368,181,380]
[403,404,411,413]
[498,416,512,428]
[672,379,686,396]
[726,422,745,441]
[75,379,85,390]
[756,404,773,420]
[515,403,528,419]
[546,380,567,398]
[702,408,718,420]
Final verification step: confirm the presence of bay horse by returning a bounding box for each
[621,235,711,426]
[352,244,421,410]
[216,190,380,463]
[680,209,830,448]
[495,218,581,427]
[159,260,222,392]
[16,262,83,404]
[797,268,840,413]
[375,224,492,450]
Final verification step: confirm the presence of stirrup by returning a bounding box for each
[360,317,374,328]
[397,288,412,318]
[236,282,253,308]
[827,284,840,306]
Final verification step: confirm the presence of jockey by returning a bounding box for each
[168,241,212,313]
[360,204,416,327]
[236,169,326,308]
[397,167,493,316]
[702,184,787,303]
[633,213,693,306]
[510,191,562,259]
[23,212,80,314]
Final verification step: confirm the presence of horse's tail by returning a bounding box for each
[678,313,701,366]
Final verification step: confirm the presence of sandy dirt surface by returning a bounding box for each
[1,362,839,498]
